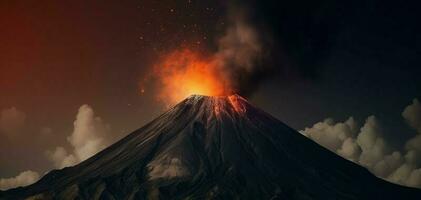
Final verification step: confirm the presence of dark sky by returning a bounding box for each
[0,0,420,180]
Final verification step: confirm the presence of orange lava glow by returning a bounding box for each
[228,95,247,113]
[152,49,232,105]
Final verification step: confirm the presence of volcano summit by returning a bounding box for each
[1,95,421,199]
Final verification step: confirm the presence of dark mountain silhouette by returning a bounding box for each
[2,95,421,200]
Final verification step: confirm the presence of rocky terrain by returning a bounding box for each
[1,95,421,200]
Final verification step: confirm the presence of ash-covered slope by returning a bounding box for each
[2,95,421,200]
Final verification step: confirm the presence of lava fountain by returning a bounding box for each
[150,49,233,105]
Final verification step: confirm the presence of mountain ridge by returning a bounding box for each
[2,94,421,200]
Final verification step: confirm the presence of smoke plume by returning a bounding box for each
[213,6,269,96]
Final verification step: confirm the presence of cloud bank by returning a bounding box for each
[0,170,39,190]
[0,104,111,190]
[301,98,421,188]
[46,105,111,169]
[0,108,39,191]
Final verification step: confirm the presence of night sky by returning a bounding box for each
[1,0,421,189]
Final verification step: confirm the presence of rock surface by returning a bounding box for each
[2,95,421,199]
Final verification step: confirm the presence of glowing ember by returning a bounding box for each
[151,49,232,105]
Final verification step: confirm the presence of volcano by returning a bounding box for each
[2,95,421,199]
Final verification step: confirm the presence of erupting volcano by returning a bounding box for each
[2,95,421,199]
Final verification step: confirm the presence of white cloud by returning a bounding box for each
[388,163,415,185]
[337,138,361,161]
[0,170,39,190]
[67,105,110,161]
[46,105,110,169]
[300,117,358,153]
[300,99,421,188]
[406,135,421,160]
[405,150,421,166]
[402,99,421,133]
[0,107,26,136]
[402,99,421,161]
[0,105,112,190]
[357,116,389,169]
[407,168,421,188]
[45,147,78,169]
[373,151,403,178]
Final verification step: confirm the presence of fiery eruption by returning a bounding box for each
[151,49,232,105]
[143,9,264,106]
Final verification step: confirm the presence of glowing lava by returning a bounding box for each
[151,49,232,105]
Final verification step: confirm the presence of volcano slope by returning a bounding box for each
[2,95,421,200]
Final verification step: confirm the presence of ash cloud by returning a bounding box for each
[216,0,352,96]
[213,4,274,97]
[301,98,421,188]
[214,0,344,96]
[403,99,421,134]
